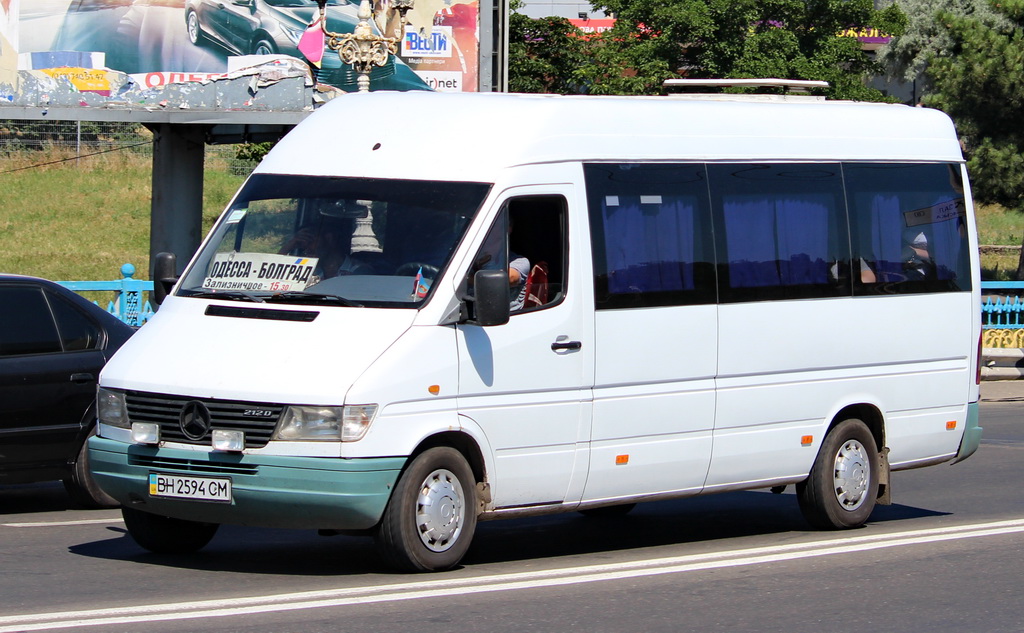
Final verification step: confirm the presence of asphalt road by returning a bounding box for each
[0,388,1021,633]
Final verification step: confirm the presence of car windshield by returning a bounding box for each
[179,174,490,308]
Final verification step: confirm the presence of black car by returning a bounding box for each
[0,275,135,507]
[184,0,430,91]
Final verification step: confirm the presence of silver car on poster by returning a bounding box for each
[184,0,429,91]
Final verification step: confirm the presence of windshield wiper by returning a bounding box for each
[187,291,266,303]
[265,291,364,307]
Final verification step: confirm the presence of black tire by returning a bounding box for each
[121,506,219,554]
[579,503,636,518]
[252,37,276,56]
[64,427,119,509]
[375,447,477,572]
[185,10,205,45]
[797,418,879,530]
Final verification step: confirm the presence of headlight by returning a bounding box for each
[273,405,377,442]
[97,388,129,428]
[281,24,303,44]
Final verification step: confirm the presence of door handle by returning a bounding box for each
[551,339,582,352]
[70,373,94,384]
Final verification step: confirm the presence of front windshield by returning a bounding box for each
[179,174,490,307]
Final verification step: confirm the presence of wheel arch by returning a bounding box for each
[250,30,278,54]
[827,402,885,452]
[409,431,486,489]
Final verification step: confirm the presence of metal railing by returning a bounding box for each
[57,263,154,327]
[981,281,1024,329]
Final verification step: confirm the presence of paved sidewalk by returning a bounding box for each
[981,380,1024,402]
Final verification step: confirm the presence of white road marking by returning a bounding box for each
[2,518,1022,632]
[2,518,123,528]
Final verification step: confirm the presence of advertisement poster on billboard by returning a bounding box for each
[0,0,479,94]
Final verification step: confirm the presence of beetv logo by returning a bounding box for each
[402,26,453,58]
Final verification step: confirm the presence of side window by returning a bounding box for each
[48,292,102,351]
[709,163,850,302]
[0,286,62,356]
[585,163,716,309]
[465,195,568,314]
[845,163,971,295]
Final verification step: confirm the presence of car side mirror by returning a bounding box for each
[473,270,510,327]
[152,252,178,306]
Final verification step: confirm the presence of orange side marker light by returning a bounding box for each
[615,454,629,465]
[428,385,440,395]
[946,420,957,430]
[801,435,814,446]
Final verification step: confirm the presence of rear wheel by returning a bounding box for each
[121,507,219,554]
[375,447,477,572]
[797,418,879,529]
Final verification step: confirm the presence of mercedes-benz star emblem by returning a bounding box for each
[179,401,212,441]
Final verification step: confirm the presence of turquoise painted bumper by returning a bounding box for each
[88,436,405,530]
[953,401,983,464]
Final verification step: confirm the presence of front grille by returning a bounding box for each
[125,392,284,449]
[128,453,259,476]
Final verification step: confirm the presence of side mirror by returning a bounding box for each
[473,270,510,327]
[152,252,178,305]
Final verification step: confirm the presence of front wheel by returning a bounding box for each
[252,37,276,56]
[121,507,219,554]
[375,447,478,572]
[185,10,205,45]
[797,418,879,530]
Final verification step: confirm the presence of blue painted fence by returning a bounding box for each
[982,281,1024,329]
[57,263,155,327]
[51,269,1024,330]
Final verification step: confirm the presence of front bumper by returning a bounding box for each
[88,436,405,530]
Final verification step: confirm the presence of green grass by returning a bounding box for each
[976,203,1024,280]
[0,148,244,282]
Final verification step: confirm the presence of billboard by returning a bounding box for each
[0,0,480,94]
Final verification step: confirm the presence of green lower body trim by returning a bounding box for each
[88,436,405,530]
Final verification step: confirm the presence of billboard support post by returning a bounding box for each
[146,123,206,277]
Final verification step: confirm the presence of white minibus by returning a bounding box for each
[89,91,983,571]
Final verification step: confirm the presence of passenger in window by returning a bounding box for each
[509,250,530,311]
[902,230,937,280]
[507,217,531,311]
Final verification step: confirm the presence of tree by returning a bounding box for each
[924,0,1024,276]
[573,0,906,99]
[876,0,1009,100]
[508,0,589,94]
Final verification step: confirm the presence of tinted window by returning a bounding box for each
[846,163,971,294]
[0,286,61,356]
[708,164,850,302]
[48,292,102,351]
[586,163,716,309]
